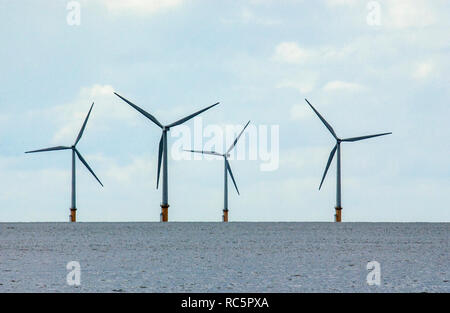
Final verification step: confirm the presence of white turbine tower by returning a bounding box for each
[114,92,219,222]
[305,99,392,222]
[185,121,250,222]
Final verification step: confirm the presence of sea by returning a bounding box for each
[0,222,448,292]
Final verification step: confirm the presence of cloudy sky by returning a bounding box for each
[0,0,449,222]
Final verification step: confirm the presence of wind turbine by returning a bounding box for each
[25,103,103,222]
[185,121,250,222]
[305,99,391,222]
[114,92,219,222]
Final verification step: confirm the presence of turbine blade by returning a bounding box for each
[114,92,163,128]
[319,144,337,190]
[74,102,94,146]
[305,99,338,139]
[227,120,251,154]
[156,133,163,189]
[341,132,392,142]
[183,149,222,156]
[167,102,219,128]
[226,160,240,195]
[75,149,103,187]
[25,146,71,154]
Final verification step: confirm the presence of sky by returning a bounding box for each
[0,0,449,222]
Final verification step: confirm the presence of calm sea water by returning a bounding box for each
[0,222,448,292]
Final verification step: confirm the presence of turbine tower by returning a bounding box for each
[185,121,250,222]
[25,103,103,222]
[114,92,219,222]
[305,99,391,222]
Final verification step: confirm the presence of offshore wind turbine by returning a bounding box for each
[305,99,392,222]
[114,92,219,222]
[185,121,250,222]
[25,103,103,222]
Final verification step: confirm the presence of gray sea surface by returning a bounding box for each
[0,222,448,293]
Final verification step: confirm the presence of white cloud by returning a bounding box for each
[323,80,365,92]
[280,146,331,172]
[412,61,435,80]
[28,84,138,144]
[273,41,359,66]
[0,152,159,222]
[225,8,281,25]
[27,84,221,146]
[325,0,439,29]
[325,0,358,7]
[290,103,313,121]
[276,78,316,94]
[95,0,185,15]
[273,42,311,64]
[104,155,156,184]
[385,0,438,29]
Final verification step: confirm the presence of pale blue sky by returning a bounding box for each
[0,0,449,222]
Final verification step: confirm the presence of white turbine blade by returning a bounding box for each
[167,102,219,128]
[114,92,163,128]
[25,146,71,154]
[227,120,251,154]
[319,145,337,190]
[341,132,392,142]
[157,133,163,189]
[305,99,338,139]
[74,103,94,146]
[226,160,240,195]
[183,149,223,156]
[75,149,103,187]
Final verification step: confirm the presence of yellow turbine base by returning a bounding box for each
[223,210,229,222]
[161,205,169,222]
[335,207,342,222]
[70,208,77,223]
